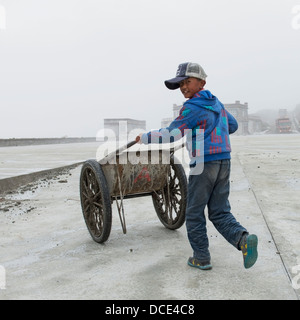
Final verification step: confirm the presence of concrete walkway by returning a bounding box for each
[0,135,299,300]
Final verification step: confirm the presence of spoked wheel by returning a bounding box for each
[80,160,112,243]
[152,157,187,230]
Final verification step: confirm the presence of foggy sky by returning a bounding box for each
[0,0,300,138]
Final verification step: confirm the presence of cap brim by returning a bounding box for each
[164,76,188,90]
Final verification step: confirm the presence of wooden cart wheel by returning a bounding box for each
[152,157,187,230]
[80,160,112,243]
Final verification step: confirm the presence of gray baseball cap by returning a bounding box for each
[165,62,208,90]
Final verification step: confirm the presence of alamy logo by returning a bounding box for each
[0,265,6,290]
[96,120,204,175]
[292,264,300,290]
[291,5,300,30]
[0,4,6,30]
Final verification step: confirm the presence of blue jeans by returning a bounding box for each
[186,159,247,262]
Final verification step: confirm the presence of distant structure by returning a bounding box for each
[161,104,182,127]
[275,109,292,133]
[104,118,146,140]
[161,100,267,135]
[248,115,263,134]
[162,101,250,135]
[224,101,249,135]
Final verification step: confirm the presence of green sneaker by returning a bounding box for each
[240,234,258,269]
[187,257,212,270]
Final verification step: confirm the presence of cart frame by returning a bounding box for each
[79,141,187,243]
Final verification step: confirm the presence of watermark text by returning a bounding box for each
[96,121,204,175]
[0,265,6,290]
[0,4,6,30]
[292,263,300,290]
[291,5,300,30]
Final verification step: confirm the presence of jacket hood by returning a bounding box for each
[185,90,221,114]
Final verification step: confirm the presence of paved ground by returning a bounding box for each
[0,134,299,300]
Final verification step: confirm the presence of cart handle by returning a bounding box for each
[99,136,185,163]
[99,136,140,163]
[170,142,185,154]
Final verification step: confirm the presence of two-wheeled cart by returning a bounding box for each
[79,139,187,243]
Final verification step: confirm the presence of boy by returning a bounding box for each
[137,62,258,270]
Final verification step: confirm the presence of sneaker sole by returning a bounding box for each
[187,261,212,271]
[244,234,258,269]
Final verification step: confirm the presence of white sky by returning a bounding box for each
[0,0,300,138]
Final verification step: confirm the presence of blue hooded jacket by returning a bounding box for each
[141,90,238,163]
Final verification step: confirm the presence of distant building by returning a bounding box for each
[161,104,183,127]
[224,101,249,135]
[161,118,173,128]
[104,118,146,140]
[248,115,263,134]
[161,100,265,135]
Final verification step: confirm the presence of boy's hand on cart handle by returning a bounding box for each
[136,133,143,144]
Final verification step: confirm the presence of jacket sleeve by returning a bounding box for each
[226,110,238,134]
[141,105,195,144]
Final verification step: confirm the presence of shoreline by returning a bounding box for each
[0,137,96,147]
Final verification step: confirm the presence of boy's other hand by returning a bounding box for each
[136,133,143,144]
